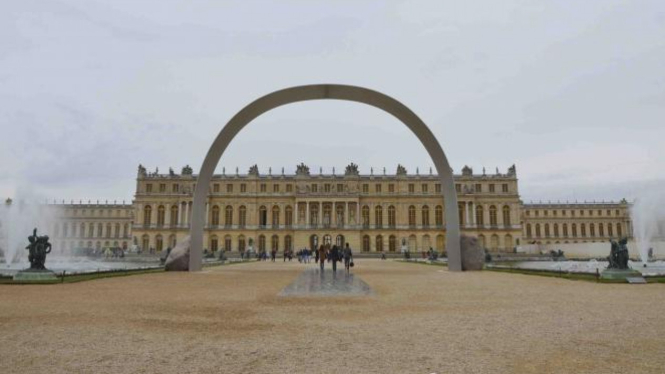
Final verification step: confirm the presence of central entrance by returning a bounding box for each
[189,84,461,271]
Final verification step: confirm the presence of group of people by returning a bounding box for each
[315,243,354,273]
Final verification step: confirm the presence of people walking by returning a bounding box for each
[318,244,326,271]
[343,243,353,273]
[330,245,340,272]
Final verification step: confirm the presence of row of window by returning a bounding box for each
[526,222,623,238]
[525,208,622,218]
[58,209,131,218]
[455,183,510,194]
[462,204,512,226]
[143,181,512,195]
[53,222,131,239]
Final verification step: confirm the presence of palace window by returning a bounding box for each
[224,235,232,252]
[389,184,395,193]
[389,235,397,252]
[408,205,416,227]
[544,210,548,217]
[571,210,575,217]
[239,206,247,227]
[563,224,568,237]
[489,184,495,193]
[146,184,153,193]
[240,183,247,193]
[502,205,511,226]
[590,223,595,237]
[545,224,550,237]
[337,184,344,192]
[562,210,566,216]
[435,184,441,193]
[436,205,444,227]
[581,223,586,237]
[286,184,293,193]
[285,206,293,227]
[258,235,266,252]
[588,210,593,216]
[159,184,166,193]
[271,235,279,251]
[489,205,498,226]
[362,184,369,193]
[272,206,280,227]
[375,205,383,228]
[361,206,370,228]
[580,210,584,216]
[388,205,396,227]
[475,184,481,193]
[572,224,578,237]
[502,184,508,193]
[284,235,292,251]
[455,184,461,193]
[599,223,604,237]
[535,224,541,237]
[170,205,178,226]
[409,184,415,193]
[227,184,234,193]
[157,205,165,226]
[554,223,559,237]
[617,223,622,237]
[143,205,152,225]
[608,223,613,237]
[225,206,234,226]
[422,205,430,227]
[213,184,220,193]
[260,184,267,192]
[324,184,331,193]
[172,184,179,193]
[259,206,267,227]
[375,235,384,252]
[311,184,318,193]
[211,206,220,226]
[362,235,370,252]
[526,224,532,238]
[421,184,428,193]
[273,184,280,193]
[375,184,382,193]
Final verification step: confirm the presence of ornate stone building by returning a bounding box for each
[1,164,633,256]
[131,163,523,254]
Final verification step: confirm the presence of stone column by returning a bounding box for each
[176,203,181,227]
[306,202,310,229]
[318,202,323,228]
[165,205,171,229]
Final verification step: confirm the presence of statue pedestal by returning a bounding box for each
[13,269,58,282]
[600,268,643,282]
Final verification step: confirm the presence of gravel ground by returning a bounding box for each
[1,259,664,374]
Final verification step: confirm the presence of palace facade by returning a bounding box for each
[1,163,633,256]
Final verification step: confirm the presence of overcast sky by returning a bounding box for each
[1,0,664,204]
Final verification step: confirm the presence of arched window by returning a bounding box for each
[157,205,165,226]
[238,235,246,252]
[62,222,68,238]
[225,205,233,227]
[239,206,247,227]
[526,223,532,238]
[97,223,103,237]
[143,205,152,225]
[88,223,94,238]
[210,235,218,252]
[504,234,513,250]
[285,206,293,227]
[502,205,511,227]
[563,223,568,237]
[211,205,220,226]
[422,235,431,251]
[616,223,622,237]
[535,224,541,237]
[554,223,559,237]
[599,223,604,237]
[271,235,279,251]
[141,235,149,252]
[388,205,396,227]
[422,205,430,227]
[114,223,120,238]
[544,224,550,237]
[309,204,318,226]
[436,234,445,252]
[156,234,163,252]
[408,205,416,227]
[572,224,578,237]
[435,205,443,227]
[362,235,370,252]
[490,234,499,252]
[375,235,383,252]
[489,205,497,226]
[590,223,595,237]
[408,235,417,252]
[258,235,266,252]
[581,223,586,237]
[80,223,85,238]
[284,235,292,251]
[322,204,331,228]
[607,223,613,237]
[170,205,178,226]
[375,205,383,228]
[361,205,370,228]
[389,235,397,252]
[477,234,485,249]
[169,234,176,248]
[259,206,267,227]
[272,206,280,228]
[475,205,484,226]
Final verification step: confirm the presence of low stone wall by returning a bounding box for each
[518,240,665,260]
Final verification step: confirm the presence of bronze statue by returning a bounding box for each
[607,238,629,270]
[25,228,52,270]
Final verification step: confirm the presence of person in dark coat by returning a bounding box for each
[318,244,326,271]
[330,245,340,272]
[343,243,353,273]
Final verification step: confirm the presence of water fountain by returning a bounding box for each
[630,193,665,264]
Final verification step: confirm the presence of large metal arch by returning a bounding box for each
[189,84,461,271]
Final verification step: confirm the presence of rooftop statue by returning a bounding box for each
[248,164,259,176]
[396,164,407,176]
[296,163,310,176]
[462,165,473,176]
[137,164,147,177]
[181,165,193,175]
[345,163,359,176]
[507,164,517,176]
